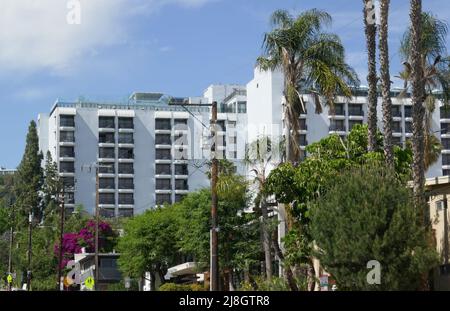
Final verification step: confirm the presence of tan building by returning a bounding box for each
[425,176,450,290]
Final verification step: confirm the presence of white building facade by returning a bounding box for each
[38,89,248,217]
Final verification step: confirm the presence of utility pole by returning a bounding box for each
[27,212,33,291]
[95,166,100,291]
[167,98,220,291]
[57,186,65,291]
[7,198,14,291]
[210,101,219,291]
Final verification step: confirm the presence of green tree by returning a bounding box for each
[117,205,180,290]
[15,121,43,223]
[310,165,438,290]
[257,9,359,163]
[42,151,61,222]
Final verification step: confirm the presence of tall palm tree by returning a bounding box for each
[399,10,450,208]
[379,0,394,166]
[363,0,378,152]
[257,9,359,163]
[409,0,426,210]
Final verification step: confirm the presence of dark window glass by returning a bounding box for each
[118,209,133,218]
[60,115,75,127]
[156,194,172,205]
[99,163,115,174]
[443,154,450,165]
[299,119,307,131]
[175,194,186,203]
[59,162,74,173]
[118,163,134,174]
[99,132,115,143]
[156,164,171,175]
[156,149,171,160]
[119,193,134,205]
[392,121,402,133]
[442,123,450,134]
[99,193,115,205]
[118,148,134,159]
[175,179,188,190]
[65,192,75,204]
[174,119,188,126]
[60,146,75,157]
[118,133,133,144]
[99,147,115,159]
[100,208,115,218]
[155,119,171,130]
[391,105,401,117]
[155,134,172,145]
[99,117,115,129]
[99,178,115,189]
[348,104,364,116]
[441,107,450,119]
[60,131,75,142]
[174,164,188,175]
[405,106,412,118]
[349,120,363,130]
[330,119,345,131]
[443,169,450,176]
[156,179,171,190]
[405,121,412,133]
[392,136,402,146]
[331,103,345,115]
[118,118,133,129]
[118,178,134,189]
[442,138,450,149]
[61,177,75,189]
[237,101,247,113]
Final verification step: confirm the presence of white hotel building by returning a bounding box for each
[37,86,248,217]
[37,68,448,217]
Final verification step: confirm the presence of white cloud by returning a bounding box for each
[0,0,216,74]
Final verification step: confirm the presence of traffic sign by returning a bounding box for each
[85,276,95,290]
[7,274,13,284]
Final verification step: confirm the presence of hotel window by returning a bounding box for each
[60,131,75,142]
[61,177,75,189]
[156,194,172,205]
[99,163,115,174]
[299,119,307,131]
[99,193,115,205]
[99,117,115,129]
[156,164,171,175]
[156,179,172,190]
[118,117,133,129]
[348,104,364,116]
[443,154,450,165]
[237,101,247,113]
[444,169,450,176]
[119,193,134,205]
[155,134,172,145]
[155,119,171,130]
[441,107,450,119]
[118,133,133,144]
[175,179,188,190]
[299,134,308,146]
[392,121,402,133]
[156,149,171,160]
[392,136,402,147]
[391,105,401,117]
[99,147,115,159]
[99,132,115,144]
[175,194,186,203]
[404,106,412,118]
[59,162,75,173]
[330,119,345,131]
[65,192,75,204]
[100,208,115,218]
[60,115,75,127]
[99,178,115,190]
[442,138,450,149]
[60,146,75,157]
[175,164,188,175]
[349,120,363,131]
[331,103,345,115]
[405,121,412,133]
[118,163,134,174]
[118,178,134,189]
[118,148,134,159]
[118,209,134,218]
[442,123,450,134]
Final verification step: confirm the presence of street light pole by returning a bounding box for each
[57,186,65,291]
[27,212,33,291]
[210,101,219,291]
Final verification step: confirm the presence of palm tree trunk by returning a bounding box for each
[271,230,298,291]
[379,0,394,167]
[364,0,378,152]
[260,198,273,282]
[410,0,426,214]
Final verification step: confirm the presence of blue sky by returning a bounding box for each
[0,0,449,168]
